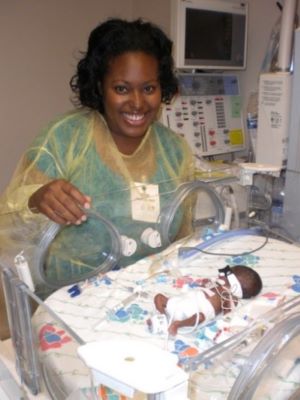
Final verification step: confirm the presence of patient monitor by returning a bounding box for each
[160,73,245,157]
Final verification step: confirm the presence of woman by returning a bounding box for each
[0,18,194,293]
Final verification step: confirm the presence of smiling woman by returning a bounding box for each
[101,51,162,154]
[0,18,194,295]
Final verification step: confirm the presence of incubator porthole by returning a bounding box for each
[33,210,122,289]
[159,181,225,246]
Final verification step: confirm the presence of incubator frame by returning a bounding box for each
[1,250,300,399]
[1,181,300,399]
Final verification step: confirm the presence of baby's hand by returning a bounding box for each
[154,293,168,313]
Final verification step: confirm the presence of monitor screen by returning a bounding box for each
[171,0,248,71]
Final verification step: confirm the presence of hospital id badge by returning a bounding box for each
[131,183,160,223]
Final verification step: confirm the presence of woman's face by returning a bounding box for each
[101,51,162,154]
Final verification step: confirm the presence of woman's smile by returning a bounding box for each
[123,112,146,125]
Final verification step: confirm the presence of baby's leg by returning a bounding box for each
[154,293,168,313]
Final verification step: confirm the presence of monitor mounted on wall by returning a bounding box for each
[171,0,248,71]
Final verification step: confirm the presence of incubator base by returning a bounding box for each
[2,230,300,400]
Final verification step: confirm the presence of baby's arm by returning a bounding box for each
[169,313,205,336]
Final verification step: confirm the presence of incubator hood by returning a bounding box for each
[0,180,225,292]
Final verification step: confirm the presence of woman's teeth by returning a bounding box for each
[124,113,144,121]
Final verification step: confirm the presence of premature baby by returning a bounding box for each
[152,265,262,335]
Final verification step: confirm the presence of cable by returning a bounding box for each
[214,284,237,313]
[179,234,269,258]
[178,227,265,262]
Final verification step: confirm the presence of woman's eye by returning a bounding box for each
[144,85,156,94]
[114,86,128,94]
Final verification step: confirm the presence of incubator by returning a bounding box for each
[0,179,225,296]
[1,179,300,400]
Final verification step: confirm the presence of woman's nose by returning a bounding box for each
[130,90,144,110]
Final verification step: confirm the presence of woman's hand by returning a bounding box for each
[28,179,91,225]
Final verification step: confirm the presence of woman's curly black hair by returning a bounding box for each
[70,18,178,113]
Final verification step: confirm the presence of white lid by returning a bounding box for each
[78,339,188,394]
[141,227,162,248]
[120,235,137,257]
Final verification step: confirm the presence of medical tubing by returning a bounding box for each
[160,181,225,246]
[178,227,263,263]
[33,208,122,289]
[230,190,239,229]
[228,313,300,400]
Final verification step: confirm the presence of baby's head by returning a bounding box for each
[219,265,262,299]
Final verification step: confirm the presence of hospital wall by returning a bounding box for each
[0,0,297,338]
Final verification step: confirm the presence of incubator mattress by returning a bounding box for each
[32,232,300,399]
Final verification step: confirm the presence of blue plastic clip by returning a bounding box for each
[67,284,81,297]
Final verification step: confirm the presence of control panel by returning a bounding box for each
[160,74,245,157]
